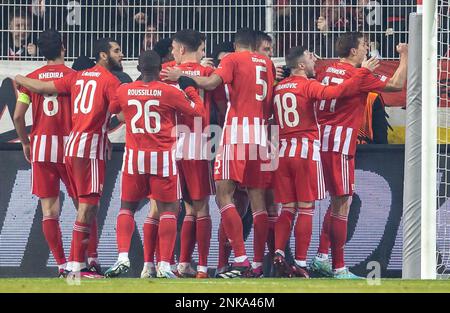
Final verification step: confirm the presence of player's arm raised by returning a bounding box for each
[175,76,206,117]
[13,90,31,163]
[308,57,380,99]
[383,43,408,92]
[15,75,58,94]
[162,66,223,91]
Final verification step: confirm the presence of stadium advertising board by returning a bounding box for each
[0,144,405,278]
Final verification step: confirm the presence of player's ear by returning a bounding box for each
[100,51,108,61]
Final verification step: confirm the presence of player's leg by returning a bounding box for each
[142,199,159,278]
[178,200,197,277]
[193,197,211,278]
[32,162,67,276]
[247,188,268,277]
[66,157,104,278]
[292,201,314,278]
[265,189,278,259]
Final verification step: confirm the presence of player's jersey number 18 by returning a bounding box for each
[274,92,299,129]
[128,99,161,134]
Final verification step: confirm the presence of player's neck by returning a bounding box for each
[179,54,199,64]
[141,73,158,83]
[235,46,253,53]
[46,58,64,65]
[340,57,358,67]
[290,69,307,78]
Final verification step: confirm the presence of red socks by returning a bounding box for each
[295,207,314,261]
[252,210,268,263]
[42,217,66,265]
[116,209,135,253]
[179,215,196,263]
[217,221,231,269]
[71,221,90,263]
[274,206,296,253]
[318,206,332,254]
[143,217,159,263]
[330,213,348,269]
[219,204,246,258]
[87,217,98,259]
[267,215,278,256]
[196,215,212,267]
[158,212,178,262]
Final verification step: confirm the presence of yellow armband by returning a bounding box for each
[17,92,31,105]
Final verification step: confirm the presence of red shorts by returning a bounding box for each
[65,156,105,201]
[273,157,325,203]
[178,160,215,200]
[121,172,181,203]
[321,152,355,196]
[31,162,75,198]
[213,144,273,189]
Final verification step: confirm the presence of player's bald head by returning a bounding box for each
[138,50,161,74]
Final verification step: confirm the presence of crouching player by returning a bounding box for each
[272,46,379,277]
[104,50,205,278]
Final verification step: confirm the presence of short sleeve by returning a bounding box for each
[109,89,122,114]
[360,73,389,93]
[53,71,77,95]
[213,54,235,84]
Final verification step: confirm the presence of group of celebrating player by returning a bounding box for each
[13,25,408,280]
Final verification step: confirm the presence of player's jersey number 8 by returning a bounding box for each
[128,99,161,134]
[43,94,59,117]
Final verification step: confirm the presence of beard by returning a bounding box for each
[108,56,123,71]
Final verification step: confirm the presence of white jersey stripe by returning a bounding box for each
[243,117,249,144]
[254,117,261,145]
[176,132,185,159]
[91,159,95,193]
[121,147,127,172]
[50,135,58,163]
[64,133,71,157]
[137,150,145,174]
[77,133,88,158]
[322,125,332,152]
[188,133,196,160]
[63,136,69,163]
[342,128,353,155]
[38,135,46,162]
[172,149,177,175]
[127,148,134,175]
[333,126,343,152]
[163,151,169,177]
[68,132,79,157]
[288,138,297,157]
[99,134,104,161]
[279,139,287,157]
[150,152,157,175]
[90,134,99,159]
[260,119,267,147]
[300,138,308,159]
[231,117,238,144]
[312,140,321,161]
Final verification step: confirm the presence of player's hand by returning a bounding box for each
[14,75,26,89]
[161,67,183,82]
[22,142,31,163]
[27,43,37,56]
[396,43,408,55]
[275,66,286,81]
[106,138,113,161]
[200,57,215,68]
[178,76,197,90]
[361,56,380,72]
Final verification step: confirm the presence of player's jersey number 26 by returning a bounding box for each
[128,99,161,134]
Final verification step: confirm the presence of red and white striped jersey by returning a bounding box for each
[316,61,389,156]
[214,51,275,146]
[273,70,372,161]
[54,65,121,160]
[162,61,214,160]
[19,64,74,163]
[109,80,205,176]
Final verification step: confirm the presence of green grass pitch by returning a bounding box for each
[0,278,450,293]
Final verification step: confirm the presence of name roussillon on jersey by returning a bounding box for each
[127,89,163,97]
